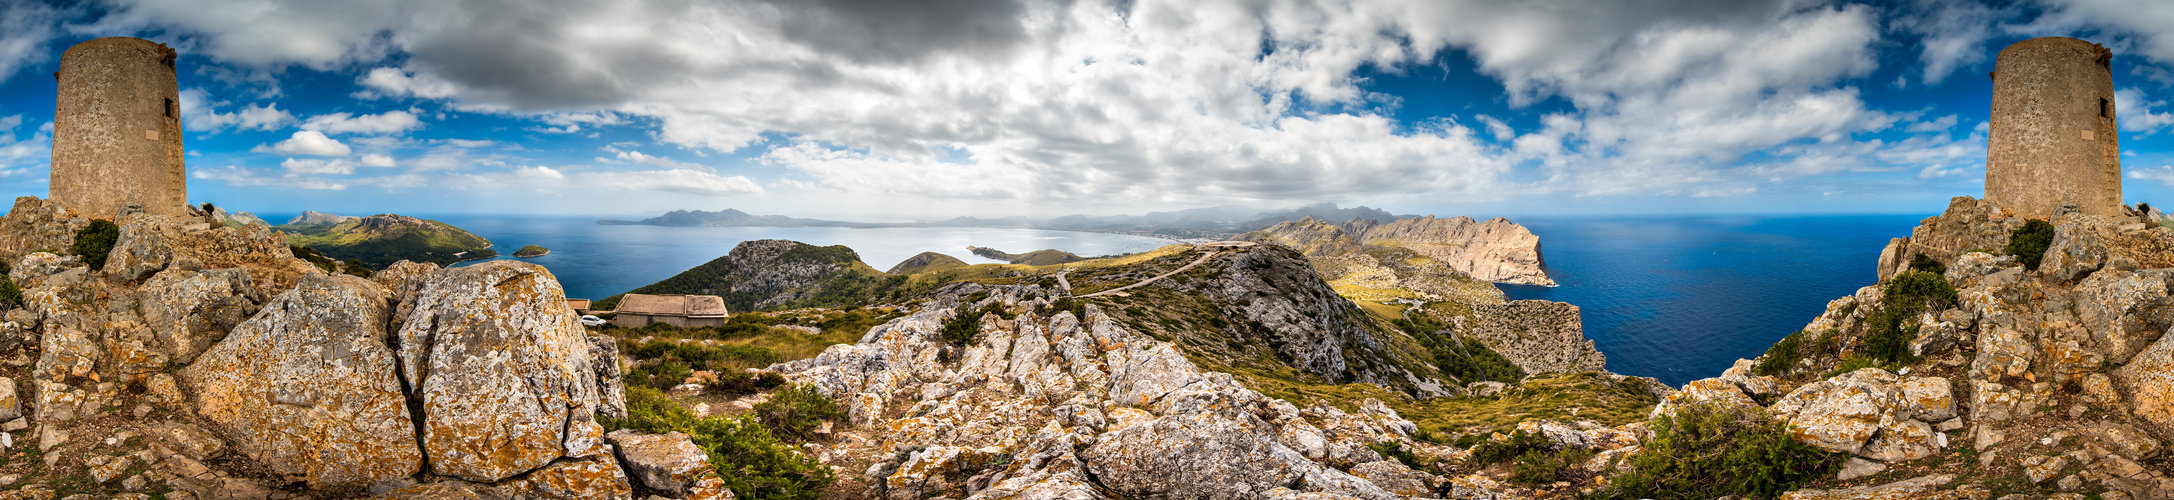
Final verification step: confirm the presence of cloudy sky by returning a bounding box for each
[0,0,2170,220]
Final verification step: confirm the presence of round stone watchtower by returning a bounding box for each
[50,37,188,219]
[1985,37,2121,219]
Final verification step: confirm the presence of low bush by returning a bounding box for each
[1595,400,1840,499]
[1861,270,1958,364]
[2006,219,2056,271]
[1468,430,1587,485]
[754,383,845,443]
[1753,331,1804,376]
[1908,253,1945,276]
[1393,316,1525,384]
[605,385,834,499]
[942,303,1005,345]
[71,219,119,271]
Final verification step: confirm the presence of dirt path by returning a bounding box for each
[1078,249,1224,298]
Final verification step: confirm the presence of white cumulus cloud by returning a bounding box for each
[254,130,351,156]
[300,110,422,135]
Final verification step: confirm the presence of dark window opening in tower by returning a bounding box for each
[2102,98,2111,119]
[164,97,174,118]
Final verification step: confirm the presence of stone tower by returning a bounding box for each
[1985,37,2120,219]
[50,37,188,219]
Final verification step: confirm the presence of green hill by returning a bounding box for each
[276,213,496,269]
[598,239,910,312]
[966,246,1087,266]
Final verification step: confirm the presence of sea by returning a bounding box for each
[269,213,1927,387]
[1500,215,1928,386]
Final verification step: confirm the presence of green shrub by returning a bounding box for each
[1859,270,1958,364]
[1595,400,1840,499]
[1469,429,1552,466]
[1753,331,1804,376]
[1511,447,1595,485]
[685,414,834,499]
[2006,219,2056,271]
[1368,440,1424,470]
[0,275,19,310]
[605,385,834,499]
[941,304,1003,345]
[753,383,845,443]
[341,259,373,278]
[1908,253,1945,275]
[71,219,119,271]
[1393,316,1525,384]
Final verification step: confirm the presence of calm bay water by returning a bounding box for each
[1501,215,1928,386]
[395,215,1180,302]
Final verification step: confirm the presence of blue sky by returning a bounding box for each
[0,0,2170,221]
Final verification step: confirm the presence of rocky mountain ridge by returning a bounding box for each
[273,211,497,269]
[1251,215,1553,287]
[0,197,729,499]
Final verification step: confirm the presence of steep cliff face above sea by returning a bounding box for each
[1251,215,1552,287]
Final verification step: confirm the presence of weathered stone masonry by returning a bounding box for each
[1986,37,2121,219]
[50,37,188,219]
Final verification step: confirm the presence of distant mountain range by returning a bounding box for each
[596,202,1409,238]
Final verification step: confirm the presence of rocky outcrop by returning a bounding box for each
[776,285,1441,499]
[1358,215,1554,286]
[607,430,719,497]
[1752,196,2174,498]
[181,273,421,489]
[1246,217,1507,305]
[1461,300,1606,373]
[0,197,637,498]
[396,260,607,483]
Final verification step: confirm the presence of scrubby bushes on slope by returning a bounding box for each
[1595,400,1840,500]
[607,385,836,499]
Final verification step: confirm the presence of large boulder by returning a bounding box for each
[0,197,90,266]
[181,273,421,489]
[2115,331,2174,440]
[605,430,714,496]
[138,266,260,364]
[1770,369,1950,461]
[395,261,603,482]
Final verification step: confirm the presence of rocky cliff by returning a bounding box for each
[1640,196,2174,499]
[0,197,726,499]
[1246,217,1602,375]
[777,285,1453,499]
[1262,215,1554,287]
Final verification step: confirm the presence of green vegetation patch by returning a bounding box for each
[1908,253,1945,275]
[513,244,549,258]
[754,384,846,443]
[71,219,118,271]
[0,260,21,309]
[1594,400,1842,500]
[2006,219,2056,271]
[1860,270,1958,364]
[605,386,834,499]
[1469,429,1596,485]
[278,216,496,268]
[1391,315,1523,384]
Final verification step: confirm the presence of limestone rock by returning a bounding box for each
[1718,358,1783,396]
[1467,301,1607,374]
[1780,474,1969,500]
[1356,216,1554,286]
[1651,378,1755,419]
[590,335,627,421]
[493,454,633,500]
[1837,457,1886,481]
[0,197,90,266]
[181,273,420,489]
[137,266,258,364]
[1877,237,1909,282]
[2044,218,2109,282]
[395,260,601,482]
[1771,368,1949,459]
[0,377,16,422]
[2115,331,2174,439]
[605,430,713,497]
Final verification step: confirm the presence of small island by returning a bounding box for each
[513,244,550,258]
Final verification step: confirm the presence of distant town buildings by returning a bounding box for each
[610,293,729,328]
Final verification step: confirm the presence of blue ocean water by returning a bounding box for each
[1501,215,1929,386]
[341,215,1179,302]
